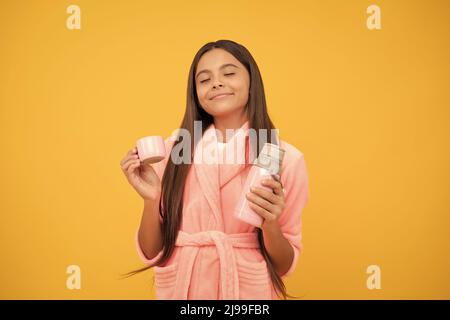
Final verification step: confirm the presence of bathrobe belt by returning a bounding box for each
[171,230,260,299]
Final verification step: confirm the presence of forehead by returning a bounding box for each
[196,48,242,70]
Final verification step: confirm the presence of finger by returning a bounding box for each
[127,159,140,175]
[246,191,274,213]
[120,155,138,168]
[126,147,137,158]
[121,147,138,163]
[261,179,284,196]
[248,202,275,221]
[120,153,139,166]
[249,186,280,205]
[122,157,139,172]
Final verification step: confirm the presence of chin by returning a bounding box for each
[205,104,242,117]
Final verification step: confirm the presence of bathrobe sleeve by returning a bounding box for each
[135,136,174,266]
[278,153,310,278]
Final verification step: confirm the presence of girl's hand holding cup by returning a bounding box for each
[120,136,166,201]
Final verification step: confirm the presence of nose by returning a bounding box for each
[212,83,223,89]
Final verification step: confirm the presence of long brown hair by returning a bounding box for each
[122,39,296,299]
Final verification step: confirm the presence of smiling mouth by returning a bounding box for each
[211,93,234,100]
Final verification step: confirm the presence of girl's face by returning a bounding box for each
[195,48,250,119]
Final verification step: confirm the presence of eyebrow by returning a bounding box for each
[196,63,239,79]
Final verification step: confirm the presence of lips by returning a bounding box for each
[210,93,234,100]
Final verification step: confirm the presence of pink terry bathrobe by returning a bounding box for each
[135,120,310,299]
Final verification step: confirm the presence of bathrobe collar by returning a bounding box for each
[193,120,255,228]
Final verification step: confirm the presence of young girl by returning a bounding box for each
[120,40,310,300]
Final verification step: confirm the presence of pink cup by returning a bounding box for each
[136,136,166,165]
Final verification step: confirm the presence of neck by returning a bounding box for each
[213,111,248,143]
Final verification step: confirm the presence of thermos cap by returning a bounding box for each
[260,143,285,161]
[255,143,286,174]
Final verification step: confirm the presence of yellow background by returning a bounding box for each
[1,0,449,299]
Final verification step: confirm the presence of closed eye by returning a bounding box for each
[199,73,234,84]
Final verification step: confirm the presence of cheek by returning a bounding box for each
[196,86,208,102]
[230,80,250,103]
